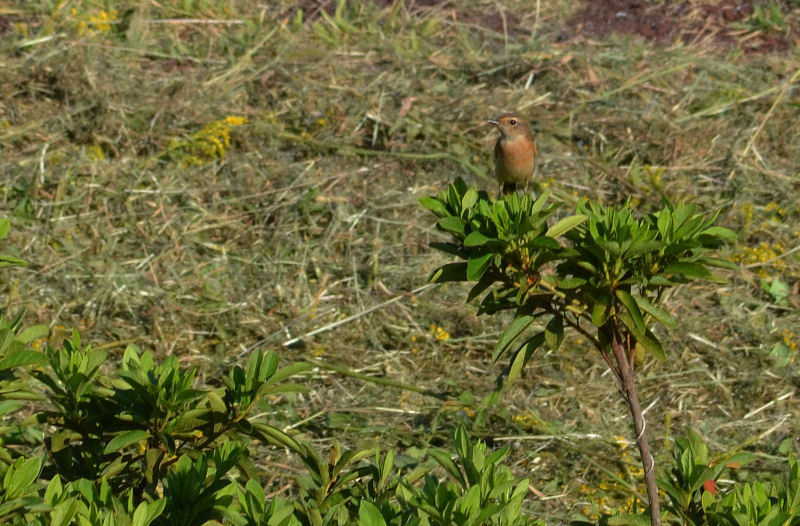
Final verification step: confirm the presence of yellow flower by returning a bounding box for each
[429,324,450,341]
[782,330,797,350]
[87,145,105,161]
[89,10,117,33]
[224,115,248,126]
[171,117,246,166]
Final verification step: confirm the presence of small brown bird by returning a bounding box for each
[488,113,537,195]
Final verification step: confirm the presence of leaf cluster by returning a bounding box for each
[0,315,541,526]
[656,430,800,526]
[422,179,736,380]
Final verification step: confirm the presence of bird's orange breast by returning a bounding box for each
[495,136,537,183]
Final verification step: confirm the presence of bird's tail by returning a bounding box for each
[502,181,517,195]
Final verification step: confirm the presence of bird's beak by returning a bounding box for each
[487,119,498,125]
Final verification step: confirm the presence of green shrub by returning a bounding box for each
[421,179,736,525]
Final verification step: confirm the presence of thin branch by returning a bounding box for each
[730,67,800,179]
[610,332,661,526]
[305,357,449,400]
[281,283,435,347]
[562,311,622,384]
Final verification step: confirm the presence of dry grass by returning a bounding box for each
[1,0,799,521]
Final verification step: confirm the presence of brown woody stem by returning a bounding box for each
[611,332,661,526]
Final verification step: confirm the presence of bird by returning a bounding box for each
[488,113,537,196]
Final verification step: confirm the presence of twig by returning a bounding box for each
[687,332,721,350]
[610,332,660,526]
[729,67,800,180]
[562,312,623,384]
[305,357,447,399]
[147,19,245,25]
[756,413,790,442]
[282,283,435,347]
[494,432,603,441]
[591,62,694,103]
[744,391,794,420]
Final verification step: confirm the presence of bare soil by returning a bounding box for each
[567,0,800,53]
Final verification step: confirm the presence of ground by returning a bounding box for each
[1,0,799,522]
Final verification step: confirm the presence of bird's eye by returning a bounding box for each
[509,119,517,126]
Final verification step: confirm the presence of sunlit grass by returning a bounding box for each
[1,0,799,521]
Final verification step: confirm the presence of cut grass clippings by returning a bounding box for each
[1,0,799,522]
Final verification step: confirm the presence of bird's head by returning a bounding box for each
[488,113,531,140]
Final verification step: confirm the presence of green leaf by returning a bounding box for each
[699,257,737,270]
[635,296,676,327]
[0,218,9,240]
[700,488,715,510]
[50,499,79,526]
[44,474,63,506]
[466,252,493,281]
[507,333,544,385]
[662,241,697,256]
[615,289,645,334]
[438,216,466,236]
[104,430,150,454]
[447,183,463,211]
[461,485,482,516]
[0,350,47,371]
[637,328,666,361]
[598,240,621,256]
[419,196,448,216]
[699,225,737,239]
[546,214,588,238]
[664,261,711,280]
[607,512,652,526]
[626,239,662,257]
[466,273,496,303]
[576,260,598,274]
[0,254,26,268]
[451,425,471,464]
[769,342,795,367]
[4,456,42,499]
[132,499,166,526]
[461,187,478,210]
[428,241,461,256]
[378,450,394,487]
[428,448,465,487]
[656,210,672,238]
[544,315,564,350]
[50,431,81,453]
[648,275,676,286]
[464,231,496,247]
[428,263,468,283]
[530,189,552,215]
[452,176,468,196]
[492,207,511,234]
[493,315,535,361]
[591,293,612,327]
[15,325,49,344]
[672,203,695,232]
[723,451,758,468]
[528,236,560,249]
[674,215,705,239]
[358,501,386,526]
[557,277,587,289]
